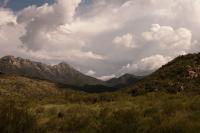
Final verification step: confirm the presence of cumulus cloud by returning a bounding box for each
[120,55,172,75]
[0,9,24,59]
[98,74,116,81]
[142,24,195,51]
[0,0,200,77]
[86,70,96,76]
[0,8,16,26]
[113,33,135,48]
[69,50,104,60]
[17,0,82,51]
[12,0,106,63]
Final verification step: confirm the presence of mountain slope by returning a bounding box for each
[106,74,143,88]
[0,56,104,87]
[0,73,65,99]
[127,53,200,95]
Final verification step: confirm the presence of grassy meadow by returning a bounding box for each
[1,74,200,133]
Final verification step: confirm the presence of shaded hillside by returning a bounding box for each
[127,53,200,95]
[0,56,104,87]
[0,73,121,103]
[0,73,67,99]
[106,74,143,88]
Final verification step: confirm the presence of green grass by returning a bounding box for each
[2,90,200,133]
[1,62,200,133]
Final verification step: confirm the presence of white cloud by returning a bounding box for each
[12,0,105,63]
[142,24,194,51]
[0,0,200,77]
[86,70,96,76]
[69,50,104,60]
[17,0,82,51]
[120,55,172,75]
[113,33,135,48]
[0,9,16,26]
[19,49,104,62]
[98,74,116,81]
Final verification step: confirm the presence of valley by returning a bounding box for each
[0,53,200,133]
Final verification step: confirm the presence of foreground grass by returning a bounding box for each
[1,91,200,133]
[1,75,200,133]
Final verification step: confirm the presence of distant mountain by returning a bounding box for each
[0,56,104,87]
[106,74,143,88]
[127,53,200,95]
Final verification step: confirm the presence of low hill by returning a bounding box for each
[127,53,200,95]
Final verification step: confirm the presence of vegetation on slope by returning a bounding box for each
[106,74,143,88]
[126,53,200,95]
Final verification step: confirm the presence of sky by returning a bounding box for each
[0,0,200,80]
[0,0,55,10]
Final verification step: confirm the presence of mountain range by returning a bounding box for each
[1,53,199,93]
[0,55,141,92]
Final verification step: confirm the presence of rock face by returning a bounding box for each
[187,65,200,79]
[0,56,104,87]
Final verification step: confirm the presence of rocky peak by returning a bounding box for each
[53,62,73,70]
[57,62,70,67]
[1,55,15,62]
[0,56,35,67]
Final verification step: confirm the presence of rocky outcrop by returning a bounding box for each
[187,65,200,79]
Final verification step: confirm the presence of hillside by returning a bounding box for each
[106,74,143,88]
[0,56,104,87]
[0,73,68,100]
[126,53,200,95]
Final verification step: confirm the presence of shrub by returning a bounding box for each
[0,99,38,133]
[101,108,139,133]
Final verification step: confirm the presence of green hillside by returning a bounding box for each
[126,53,200,95]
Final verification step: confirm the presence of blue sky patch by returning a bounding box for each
[0,0,55,11]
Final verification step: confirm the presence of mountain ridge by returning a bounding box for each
[0,55,105,87]
[106,74,143,88]
[0,55,144,92]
